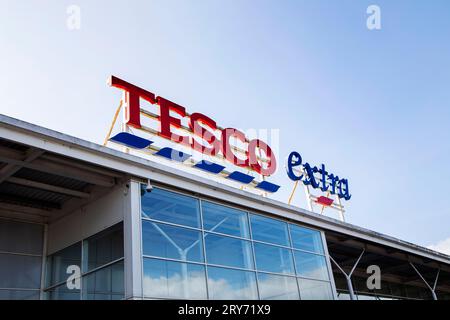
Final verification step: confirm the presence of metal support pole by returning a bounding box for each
[335,194,345,222]
[287,180,299,205]
[103,99,123,146]
[345,276,356,300]
[124,181,144,299]
[329,249,365,300]
[409,262,439,300]
[39,224,48,300]
[303,183,314,212]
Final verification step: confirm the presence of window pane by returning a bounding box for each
[337,292,351,300]
[389,282,407,298]
[141,187,200,228]
[298,279,333,300]
[250,215,289,246]
[84,223,124,272]
[294,251,329,281]
[289,225,324,254]
[143,258,207,299]
[254,243,294,275]
[257,273,299,300]
[46,242,81,287]
[0,254,42,289]
[0,220,43,255]
[142,221,203,263]
[82,261,124,300]
[46,283,80,300]
[357,294,378,300]
[0,289,39,300]
[207,267,258,300]
[205,233,253,269]
[202,201,249,238]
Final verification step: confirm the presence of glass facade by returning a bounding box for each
[142,221,203,263]
[44,223,124,300]
[253,243,295,275]
[143,258,207,299]
[205,234,254,269]
[1,183,447,300]
[141,187,335,300]
[0,219,43,300]
[46,242,82,289]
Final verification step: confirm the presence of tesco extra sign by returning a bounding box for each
[109,76,351,200]
[110,76,277,176]
[286,152,351,201]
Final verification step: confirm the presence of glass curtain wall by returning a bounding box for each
[141,187,335,300]
[0,219,44,300]
[44,223,124,300]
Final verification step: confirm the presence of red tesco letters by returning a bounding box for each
[109,76,277,176]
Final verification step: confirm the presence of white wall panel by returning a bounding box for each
[47,183,128,255]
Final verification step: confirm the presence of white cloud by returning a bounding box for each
[142,269,333,300]
[427,237,450,255]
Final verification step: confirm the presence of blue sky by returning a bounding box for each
[1,0,450,252]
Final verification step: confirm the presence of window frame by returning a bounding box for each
[43,222,125,300]
[141,219,205,263]
[139,184,337,300]
[0,218,45,300]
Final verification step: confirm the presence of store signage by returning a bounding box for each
[108,76,280,193]
[107,76,351,200]
[286,151,351,200]
[109,76,277,177]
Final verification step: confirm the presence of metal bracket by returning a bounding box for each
[329,249,365,300]
[409,262,439,300]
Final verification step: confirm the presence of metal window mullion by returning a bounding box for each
[39,224,48,300]
[81,257,124,278]
[138,186,144,300]
[256,270,295,278]
[251,239,295,251]
[247,210,261,300]
[142,255,205,266]
[250,235,327,257]
[44,280,69,292]
[0,288,41,291]
[198,199,210,300]
[0,250,42,257]
[141,217,201,232]
[287,223,302,300]
[296,276,333,283]
[203,229,250,242]
[80,239,84,300]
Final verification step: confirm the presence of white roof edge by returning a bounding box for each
[1,113,449,265]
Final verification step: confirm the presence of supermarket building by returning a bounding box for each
[0,79,449,300]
